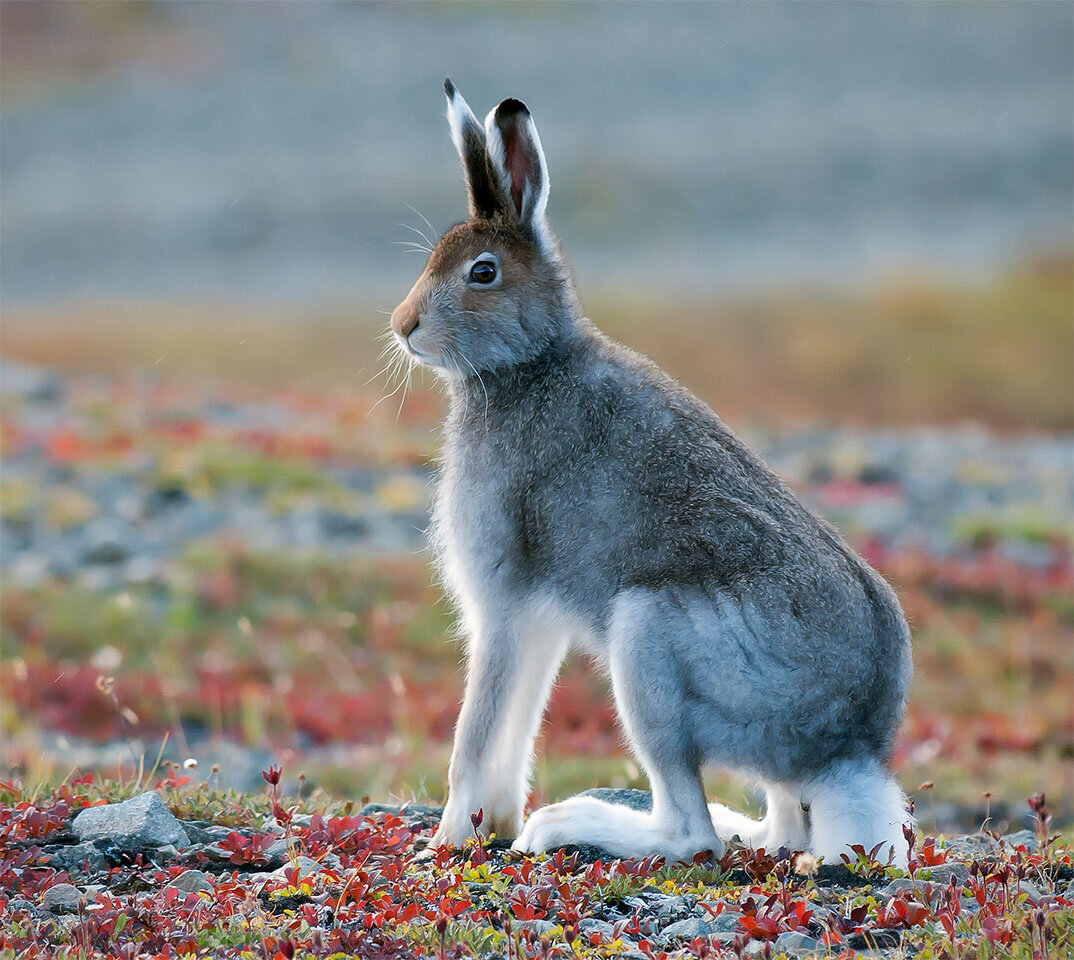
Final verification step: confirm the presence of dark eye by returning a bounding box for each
[469,260,497,284]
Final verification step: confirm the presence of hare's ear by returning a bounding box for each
[444,78,498,219]
[485,97,550,249]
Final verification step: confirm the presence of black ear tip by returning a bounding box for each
[495,97,530,120]
[444,77,456,98]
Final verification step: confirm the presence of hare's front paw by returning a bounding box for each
[429,797,522,849]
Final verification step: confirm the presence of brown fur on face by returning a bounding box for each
[391,217,573,374]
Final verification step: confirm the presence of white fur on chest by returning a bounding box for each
[432,463,599,650]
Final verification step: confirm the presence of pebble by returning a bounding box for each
[165,869,213,894]
[661,916,738,942]
[7,897,38,914]
[271,853,342,879]
[46,841,110,873]
[514,919,557,936]
[41,883,83,914]
[922,862,970,884]
[775,931,823,954]
[653,894,695,920]
[1003,829,1038,851]
[578,918,616,940]
[1017,881,1044,903]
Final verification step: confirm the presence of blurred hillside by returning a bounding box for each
[1,0,1072,304]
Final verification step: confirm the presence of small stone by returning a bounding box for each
[776,931,822,954]
[879,877,916,897]
[1017,881,1044,904]
[578,919,616,940]
[271,854,341,880]
[1003,829,1038,851]
[515,919,557,936]
[155,844,179,859]
[263,837,290,867]
[165,869,213,894]
[46,841,109,873]
[661,917,731,941]
[942,834,1000,860]
[690,908,742,932]
[42,883,82,914]
[654,894,695,919]
[923,862,970,884]
[847,929,902,950]
[357,802,444,829]
[8,897,37,914]
[72,791,189,852]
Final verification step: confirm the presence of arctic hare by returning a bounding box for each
[389,80,913,865]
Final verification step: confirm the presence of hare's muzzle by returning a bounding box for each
[390,301,420,340]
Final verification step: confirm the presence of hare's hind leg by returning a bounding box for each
[709,783,810,852]
[804,758,911,868]
[513,590,723,861]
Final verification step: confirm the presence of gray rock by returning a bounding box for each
[661,917,734,942]
[776,931,822,954]
[690,907,742,932]
[879,878,917,897]
[922,862,969,884]
[271,853,341,879]
[42,883,82,914]
[47,841,110,873]
[1017,881,1044,904]
[578,788,653,812]
[8,897,38,914]
[654,894,695,920]
[578,919,617,940]
[358,802,443,828]
[166,869,213,894]
[72,791,189,852]
[515,919,557,936]
[81,518,134,565]
[1003,829,1038,851]
[263,837,290,867]
[942,835,1000,860]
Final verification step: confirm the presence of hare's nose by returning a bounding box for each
[390,304,420,339]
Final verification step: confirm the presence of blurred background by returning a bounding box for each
[1,1,1071,832]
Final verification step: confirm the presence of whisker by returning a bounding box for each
[405,203,437,245]
[452,345,490,426]
[395,224,435,250]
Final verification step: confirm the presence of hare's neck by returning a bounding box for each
[447,336,573,423]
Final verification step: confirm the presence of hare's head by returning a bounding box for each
[390,80,578,377]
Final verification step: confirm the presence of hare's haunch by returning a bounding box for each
[388,80,913,865]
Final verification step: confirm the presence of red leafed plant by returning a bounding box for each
[738,893,813,941]
[216,830,276,866]
[876,894,931,930]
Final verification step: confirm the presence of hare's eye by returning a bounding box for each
[469,260,497,285]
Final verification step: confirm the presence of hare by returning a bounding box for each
[389,80,913,865]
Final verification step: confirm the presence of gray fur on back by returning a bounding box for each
[433,321,912,781]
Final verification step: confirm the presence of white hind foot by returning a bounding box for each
[513,795,724,862]
[805,758,911,868]
[710,783,810,851]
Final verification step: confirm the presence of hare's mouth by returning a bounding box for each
[396,337,441,369]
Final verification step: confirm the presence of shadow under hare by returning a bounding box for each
[389,80,913,865]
